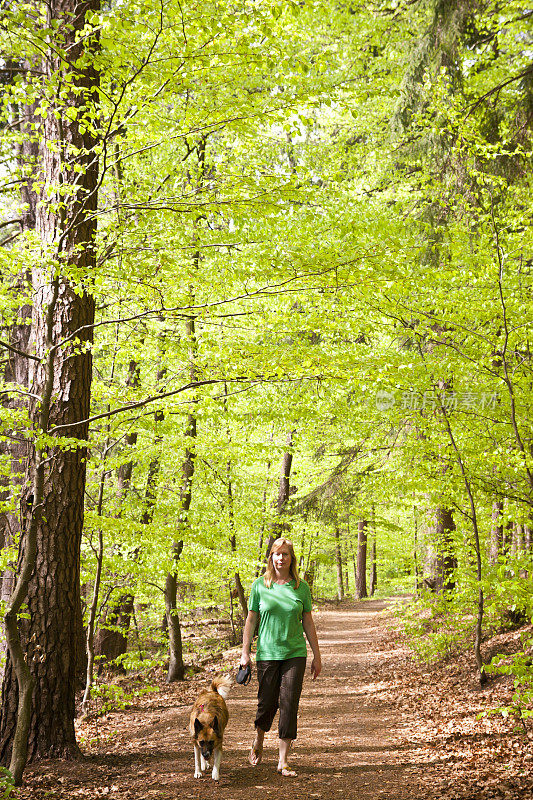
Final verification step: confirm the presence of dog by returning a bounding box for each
[189,674,232,780]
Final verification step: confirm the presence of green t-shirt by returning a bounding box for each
[249,577,313,660]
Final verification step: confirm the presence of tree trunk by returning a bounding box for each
[350,526,358,593]
[117,359,141,505]
[525,525,532,553]
[255,453,272,576]
[344,539,350,597]
[304,560,316,591]
[264,430,295,560]
[225,387,247,621]
[334,526,344,601]
[489,500,504,564]
[230,535,248,620]
[94,594,134,669]
[165,415,192,682]
[0,0,100,767]
[437,398,486,684]
[164,133,207,679]
[369,531,377,597]
[424,507,457,592]
[81,472,105,714]
[165,541,185,682]
[511,522,523,556]
[413,505,422,595]
[355,520,368,599]
[166,312,197,682]
[98,359,151,674]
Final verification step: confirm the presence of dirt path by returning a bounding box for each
[21,599,430,800]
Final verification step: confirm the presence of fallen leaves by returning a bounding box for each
[371,615,533,800]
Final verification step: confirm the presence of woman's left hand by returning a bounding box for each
[310,656,322,680]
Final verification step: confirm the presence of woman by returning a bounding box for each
[240,536,322,777]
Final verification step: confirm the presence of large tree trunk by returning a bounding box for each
[0,0,99,767]
[355,520,368,599]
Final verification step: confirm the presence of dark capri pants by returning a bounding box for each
[254,656,306,740]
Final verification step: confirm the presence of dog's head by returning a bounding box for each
[194,716,221,762]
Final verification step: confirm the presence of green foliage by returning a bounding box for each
[1,0,532,723]
[87,680,158,718]
[484,634,533,731]
[394,589,475,663]
[0,768,14,800]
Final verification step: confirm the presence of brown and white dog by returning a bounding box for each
[189,674,232,780]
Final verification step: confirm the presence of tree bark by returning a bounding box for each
[165,541,185,682]
[94,594,134,668]
[355,520,368,599]
[489,500,504,563]
[424,507,457,592]
[166,314,197,682]
[95,358,148,675]
[413,505,422,595]
[334,526,344,601]
[304,560,316,591]
[117,359,141,504]
[369,530,377,597]
[81,470,105,714]
[437,395,485,684]
[255,453,272,576]
[225,385,247,620]
[0,0,100,766]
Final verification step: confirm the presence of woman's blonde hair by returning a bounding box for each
[264,537,301,588]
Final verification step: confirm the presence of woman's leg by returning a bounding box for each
[250,661,281,765]
[277,737,297,776]
[249,726,265,765]
[277,657,306,775]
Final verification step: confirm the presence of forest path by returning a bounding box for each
[22,599,432,800]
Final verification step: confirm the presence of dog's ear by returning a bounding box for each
[212,715,219,734]
[194,717,203,737]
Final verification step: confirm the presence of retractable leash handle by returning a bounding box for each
[236,663,252,685]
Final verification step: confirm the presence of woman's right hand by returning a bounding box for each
[241,610,258,668]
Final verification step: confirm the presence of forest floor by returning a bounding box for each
[15,598,533,800]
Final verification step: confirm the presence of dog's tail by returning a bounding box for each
[210,674,233,700]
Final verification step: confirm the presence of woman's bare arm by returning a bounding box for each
[241,610,259,666]
[302,611,322,679]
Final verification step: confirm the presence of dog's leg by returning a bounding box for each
[193,741,203,778]
[211,746,222,781]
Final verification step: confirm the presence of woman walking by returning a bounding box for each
[240,537,322,777]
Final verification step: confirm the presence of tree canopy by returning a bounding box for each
[0,0,531,784]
